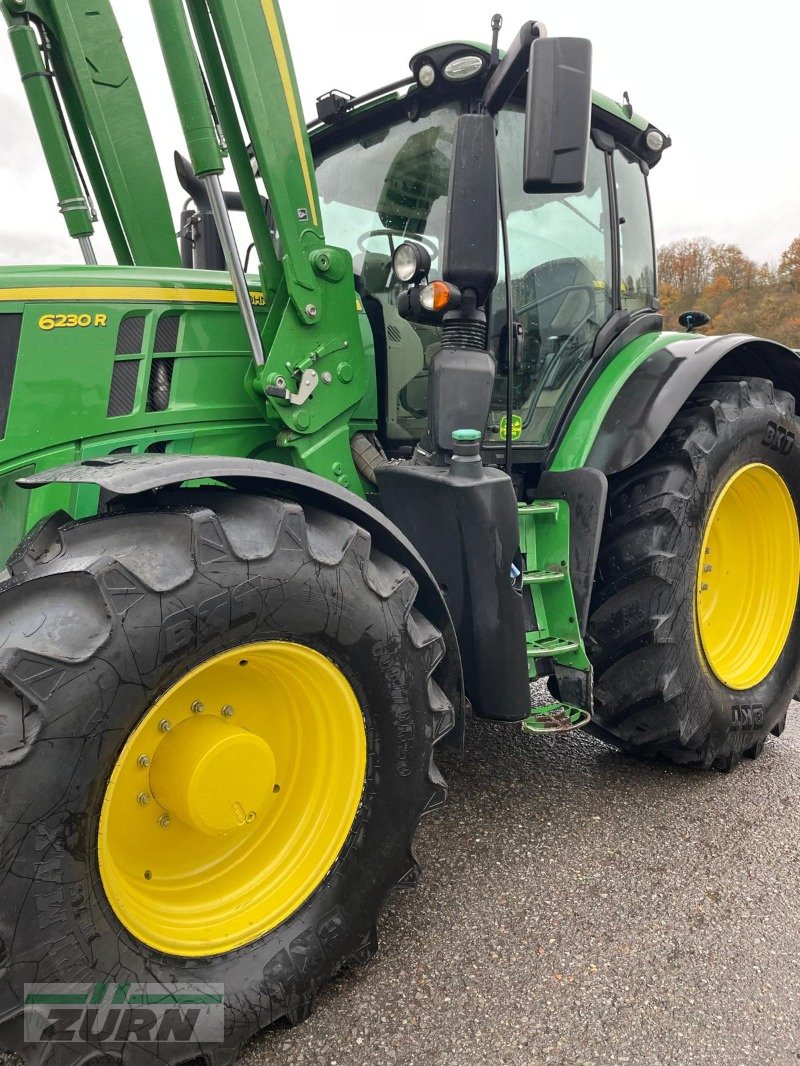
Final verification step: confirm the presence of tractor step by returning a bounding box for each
[518,501,559,518]
[526,636,580,658]
[522,703,592,734]
[522,568,565,586]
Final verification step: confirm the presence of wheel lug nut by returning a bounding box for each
[137,754,151,768]
[221,705,234,718]
[701,582,709,591]
[246,811,256,824]
[191,700,204,714]
[703,564,713,573]
[158,814,171,829]
[137,792,150,805]
[158,719,171,732]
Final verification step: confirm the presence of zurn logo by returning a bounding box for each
[23,983,224,1043]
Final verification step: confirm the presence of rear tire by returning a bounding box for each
[587,377,800,769]
[0,490,453,1063]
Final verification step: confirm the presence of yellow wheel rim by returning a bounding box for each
[98,642,366,957]
[696,462,800,690]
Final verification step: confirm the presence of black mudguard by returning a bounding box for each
[586,334,800,476]
[18,454,465,745]
[377,460,531,723]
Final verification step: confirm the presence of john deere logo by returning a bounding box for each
[23,983,224,1043]
[498,414,522,441]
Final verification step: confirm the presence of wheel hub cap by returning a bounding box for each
[149,716,277,835]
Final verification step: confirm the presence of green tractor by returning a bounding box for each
[1,0,799,1061]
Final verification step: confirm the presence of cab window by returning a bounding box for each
[489,106,614,446]
[614,148,656,313]
[315,104,458,441]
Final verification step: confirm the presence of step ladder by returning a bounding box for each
[518,501,592,734]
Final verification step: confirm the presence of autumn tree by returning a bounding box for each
[778,237,800,288]
[657,237,715,295]
[655,235,800,344]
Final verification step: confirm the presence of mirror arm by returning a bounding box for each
[482,20,547,115]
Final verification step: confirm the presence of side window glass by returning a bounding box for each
[615,149,656,313]
[490,106,614,445]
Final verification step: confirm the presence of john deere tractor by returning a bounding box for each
[1,0,799,1061]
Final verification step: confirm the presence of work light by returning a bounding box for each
[417,63,435,88]
[443,54,484,81]
[392,241,431,284]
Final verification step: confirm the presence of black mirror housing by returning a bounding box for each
[523,37,592,194]
[678,310,711,333]
[442,113,498,306]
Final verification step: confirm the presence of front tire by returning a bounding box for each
[588,377,800,769]
[0,490,452,1062]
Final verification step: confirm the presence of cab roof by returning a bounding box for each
[310,37,669,170]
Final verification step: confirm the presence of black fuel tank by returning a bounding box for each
[377,452,530,722]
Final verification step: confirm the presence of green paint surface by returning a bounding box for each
[550,331,687,471]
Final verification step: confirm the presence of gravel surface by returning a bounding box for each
[4,684,800,1065]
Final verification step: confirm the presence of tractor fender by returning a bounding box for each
[573,333,800,476]
[17,454,465,744]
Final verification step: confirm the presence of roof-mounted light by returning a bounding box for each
[443,54,484,81]
[645,129,665,153]
[417,63,436,88]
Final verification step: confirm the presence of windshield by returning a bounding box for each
[315,104,458,441]
[314,101,615,449]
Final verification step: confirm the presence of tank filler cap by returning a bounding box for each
[452,428,482,453]
[449,429,484,478]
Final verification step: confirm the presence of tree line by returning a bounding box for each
[657,236,800,348]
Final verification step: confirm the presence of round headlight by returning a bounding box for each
[417,63,436,88]
[443,54,484,81]
[392,241,431,284]
[645,129,665,153]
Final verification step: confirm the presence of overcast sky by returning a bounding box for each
[0,0,797,268]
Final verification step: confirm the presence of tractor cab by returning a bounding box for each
[309,40,669,462]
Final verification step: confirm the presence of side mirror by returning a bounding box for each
[523,37,592,194]
[678,310,711,333]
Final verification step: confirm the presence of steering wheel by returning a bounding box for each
[356,228,438,258]
[515,283,597,320]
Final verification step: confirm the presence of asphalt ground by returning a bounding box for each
[4,683,800,1065]
[244,683,800,1066]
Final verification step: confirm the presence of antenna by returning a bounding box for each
[490,14,503,67]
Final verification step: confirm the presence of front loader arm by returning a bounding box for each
[148,0,367,487]
[2,0,180,267]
